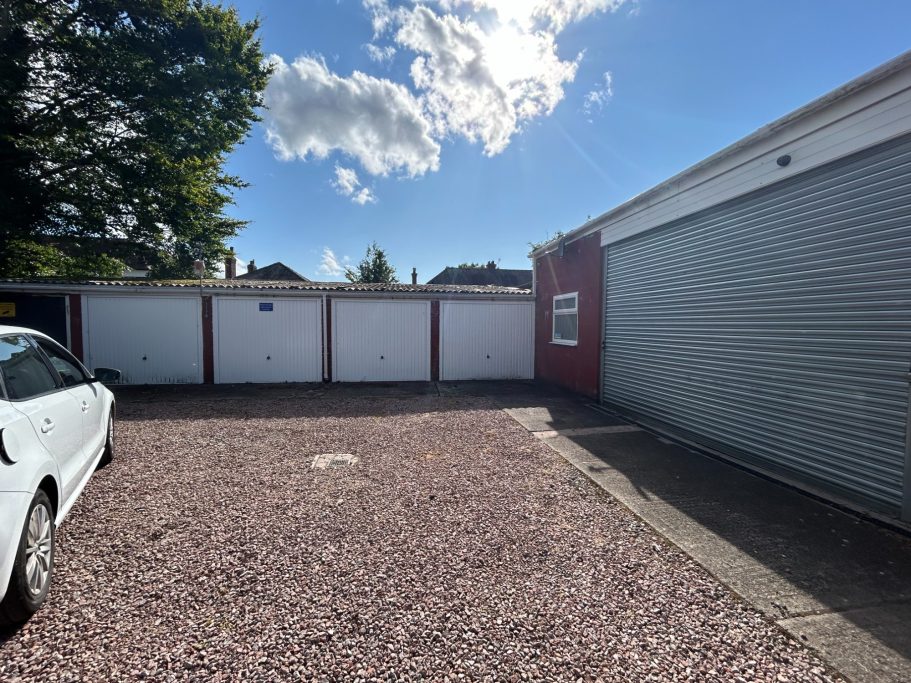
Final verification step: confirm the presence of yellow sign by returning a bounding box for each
[0,303,15,318]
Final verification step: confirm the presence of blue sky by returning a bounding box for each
[223,0,911,281]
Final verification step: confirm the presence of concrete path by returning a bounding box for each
[494,385,911,683]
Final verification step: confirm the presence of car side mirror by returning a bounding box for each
[93,367,122,384]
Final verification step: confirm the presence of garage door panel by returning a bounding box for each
[333,300,429,382]
[440,302,533,380]
[215,298,322,383]
[602,133,911,516]
[85,296,202,385]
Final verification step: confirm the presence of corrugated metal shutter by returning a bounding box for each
[601,134,911,516]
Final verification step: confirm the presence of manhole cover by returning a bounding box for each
[311,453,359,470]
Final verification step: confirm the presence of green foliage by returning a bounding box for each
[455,261,497,269]
[528,230,566,253]
[345,243,399,284]
[0,0,271,278]
[2,240,125,278]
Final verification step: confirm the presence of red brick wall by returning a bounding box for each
[68,294,84,362]
[534,232,603,398]
[201,296,214,384]
[430,300,440,381]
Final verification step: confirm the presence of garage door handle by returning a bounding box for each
[40,419,55,434]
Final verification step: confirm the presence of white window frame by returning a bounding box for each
[551,292,578,346]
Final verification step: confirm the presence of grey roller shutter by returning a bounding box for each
[602,133,911,516]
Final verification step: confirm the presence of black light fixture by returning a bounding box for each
[776,154,792,167]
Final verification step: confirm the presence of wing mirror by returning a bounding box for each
[92,367,122,384]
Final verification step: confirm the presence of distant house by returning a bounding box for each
[427,262,531,288]
[224,253,310,282]
[236,260,310,282]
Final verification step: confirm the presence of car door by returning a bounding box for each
[0,335,85,502]
[32,336,107,462]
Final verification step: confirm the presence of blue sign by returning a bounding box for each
[259,302,273,312]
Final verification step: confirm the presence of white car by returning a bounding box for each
[0,325,117,624]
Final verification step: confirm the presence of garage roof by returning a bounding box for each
[0,278,531,296]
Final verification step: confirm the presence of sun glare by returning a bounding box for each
[483,23,532,85]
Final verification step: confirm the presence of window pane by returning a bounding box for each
[0,336,60,400]
[554,295,577,311]
[35,338,88,387]
[553,313,578,342]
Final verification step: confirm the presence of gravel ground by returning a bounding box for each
[0,394,839,682]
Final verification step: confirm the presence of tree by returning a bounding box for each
[345,243,399,283]
[455,261,498,269]
[0,0,271,278]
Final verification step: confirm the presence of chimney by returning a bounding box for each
[411,267,417,285]
[224,249,237,279]
[247,259,257,273]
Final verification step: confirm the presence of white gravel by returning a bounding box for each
[0,394,840,682]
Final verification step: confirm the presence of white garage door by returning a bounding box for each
[84,296,202,384]
[215,297,322,383]
[440,301,534,380]
[333,300,430,382]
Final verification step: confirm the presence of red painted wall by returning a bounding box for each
[534,232,603,398]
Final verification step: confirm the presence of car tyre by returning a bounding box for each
[0,490,55,625]
[97,411,115,468]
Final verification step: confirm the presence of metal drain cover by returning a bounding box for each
[312,453,359,470]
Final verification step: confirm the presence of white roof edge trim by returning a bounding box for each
[530,48,911,258]
[0,282,532,300]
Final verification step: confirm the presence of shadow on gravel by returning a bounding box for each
[110,380,560,422]
[0,624,19,643]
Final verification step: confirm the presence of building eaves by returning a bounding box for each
[531,48,911,258]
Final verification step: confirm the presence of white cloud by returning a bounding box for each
[363,0,402,37]
[317,247,351,278]
[263,55,440,177]
[332,165,377,204]
[397,5,578,155]
[583,70,613,120]
[264,0,627,200]
[438,0,626,32]
[364,43,397,64]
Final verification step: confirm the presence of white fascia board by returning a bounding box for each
[599,66,911,247]
[529,49,911,256]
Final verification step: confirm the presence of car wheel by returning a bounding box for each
[0,490,55,625]
[97,411,115,468]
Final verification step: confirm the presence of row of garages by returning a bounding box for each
[0,288,533,385]
[533,51,911,524]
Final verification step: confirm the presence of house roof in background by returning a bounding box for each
[235,261,310,281]
[0,278,531,296]
[427,267,532,288]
